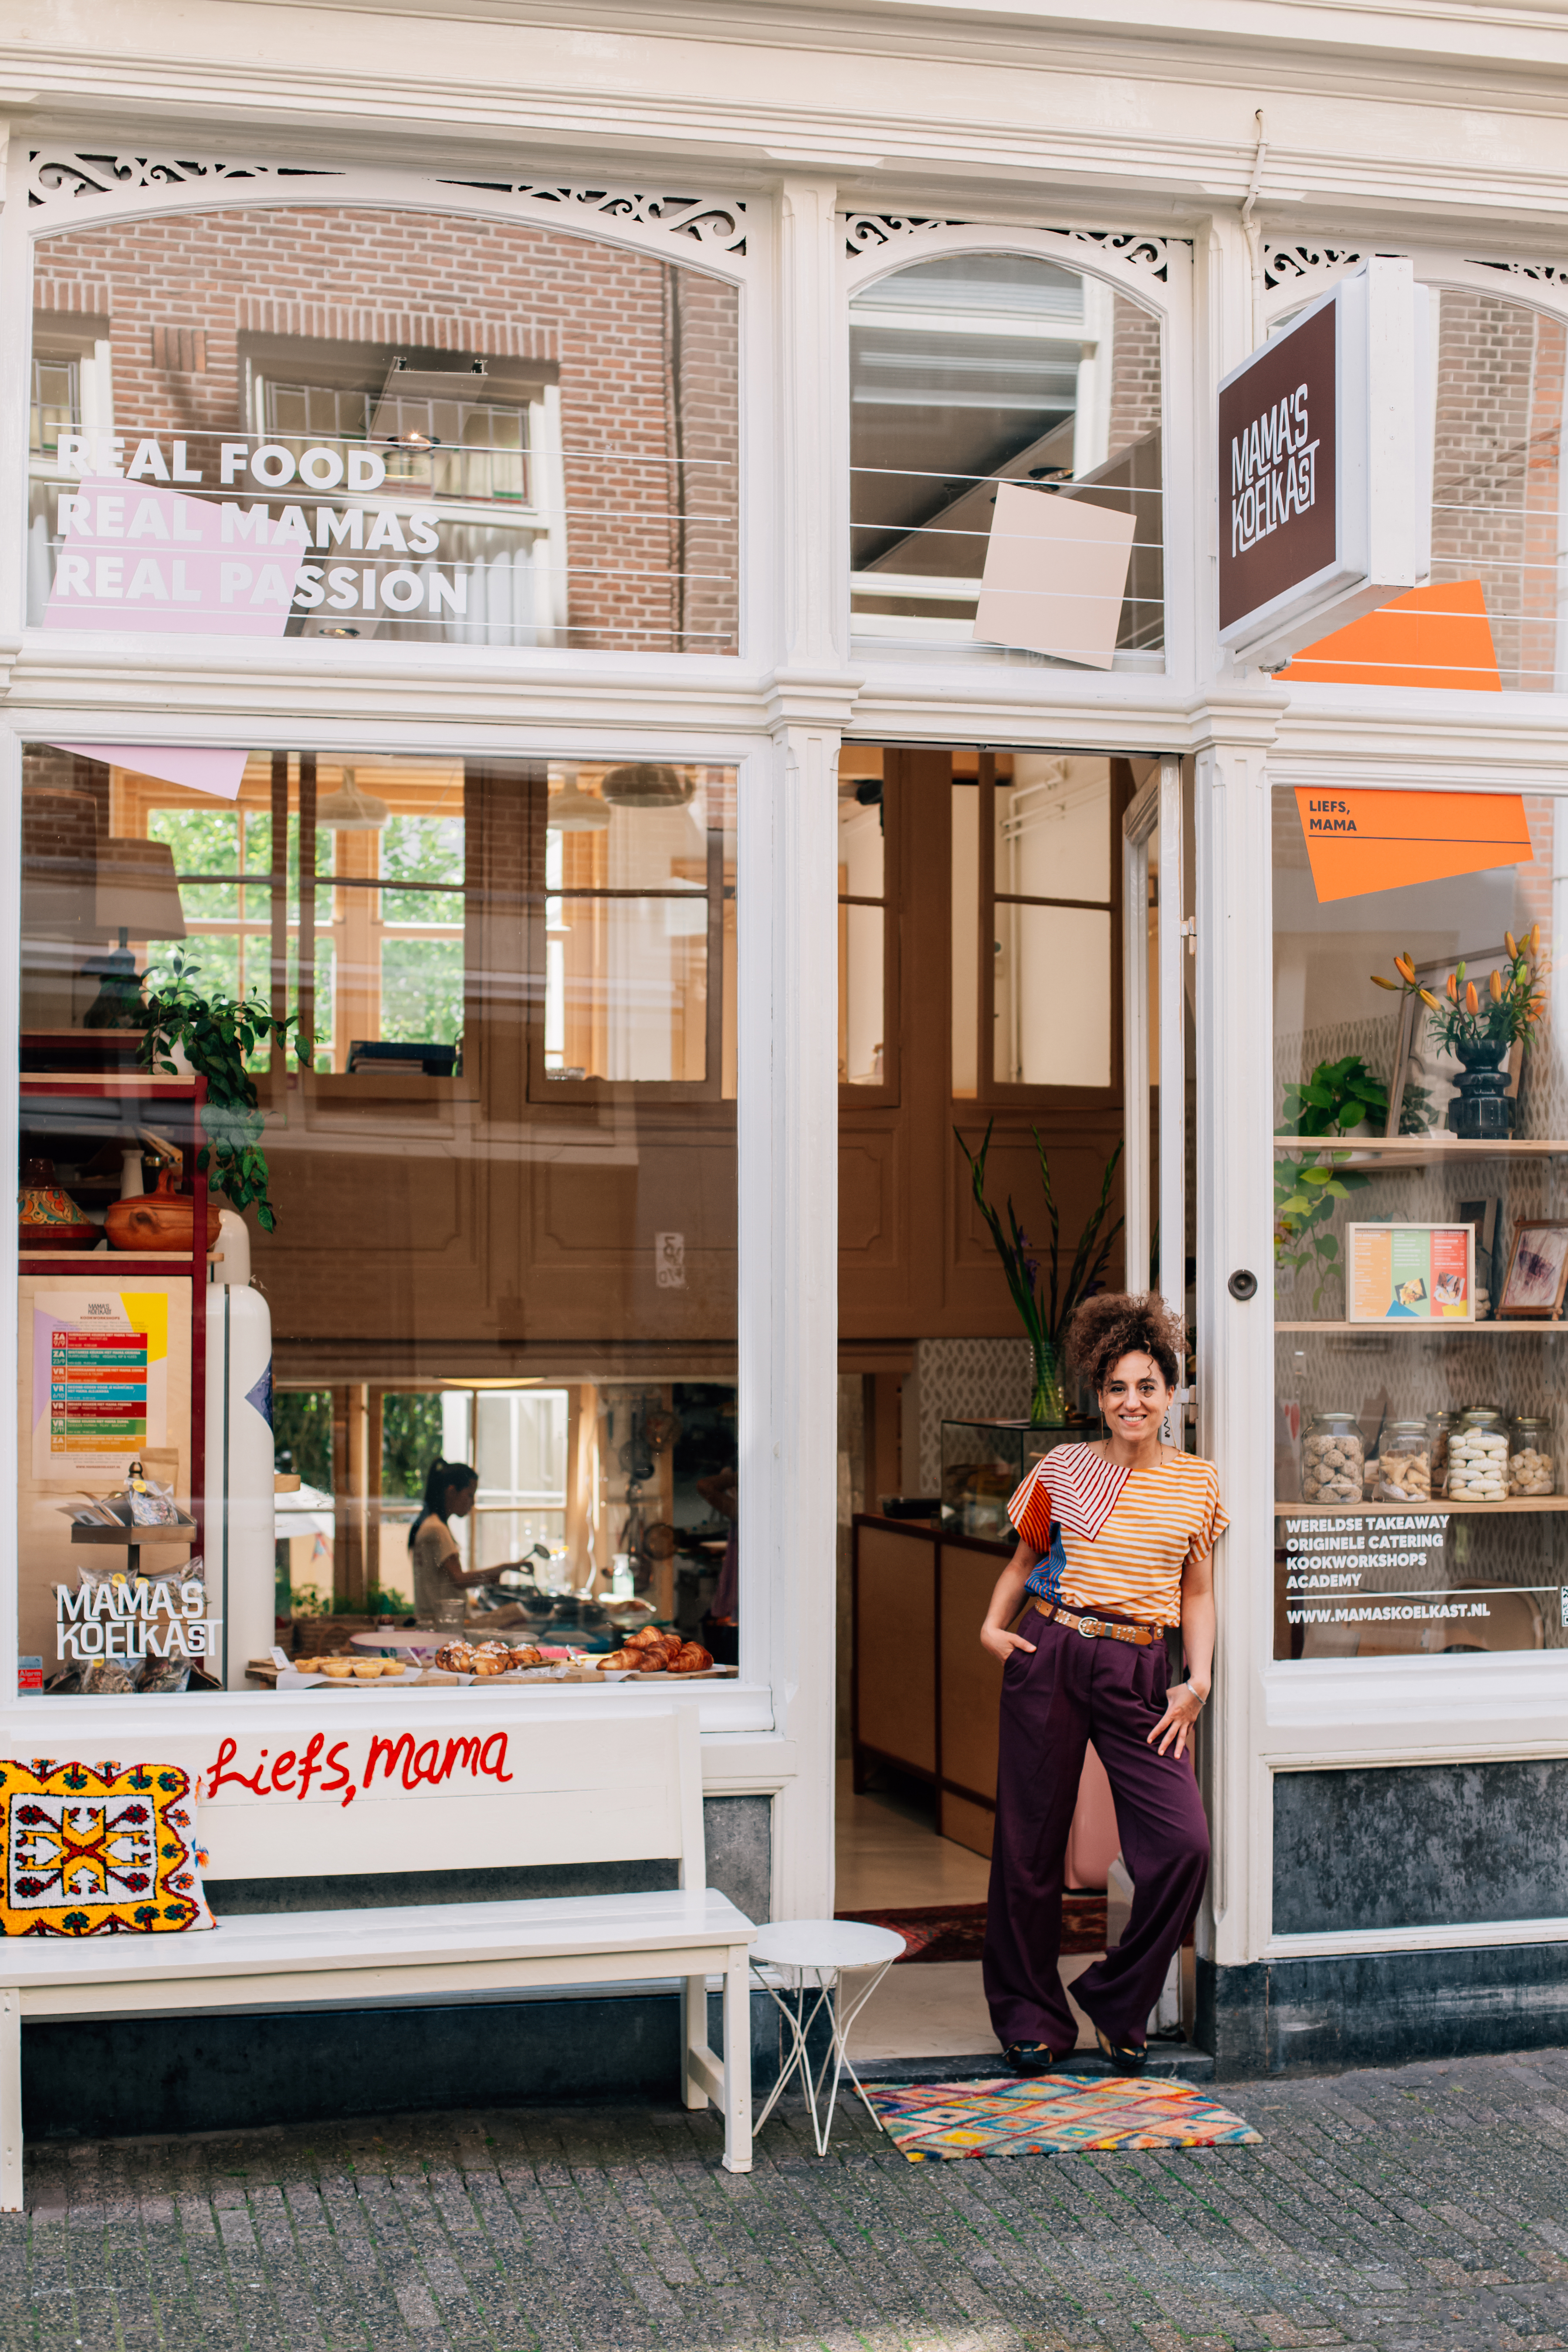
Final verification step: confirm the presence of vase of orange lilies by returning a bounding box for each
[1373,927,1550,1140]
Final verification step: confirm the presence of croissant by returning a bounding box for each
[597,1648,639,1672]
[625,1627,664,1650]
[633,1646,669,1672]
[670,1642,713,1675]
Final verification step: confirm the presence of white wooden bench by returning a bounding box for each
[0,1700,756,2206]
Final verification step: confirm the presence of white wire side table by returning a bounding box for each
[748,1919,905,2156]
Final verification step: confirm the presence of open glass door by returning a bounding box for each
[1122,755,1193,1440]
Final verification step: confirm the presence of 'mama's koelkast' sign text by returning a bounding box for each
[1217,257,1430,666]
[1220,298,1338,632]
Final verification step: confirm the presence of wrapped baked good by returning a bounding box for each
[434,1640,475,1673]
[670,1642,713,1675]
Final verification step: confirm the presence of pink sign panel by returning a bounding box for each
[47,745,248,802]
[41,479,305,636]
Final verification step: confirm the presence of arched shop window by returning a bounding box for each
[1277,281,1568,694]
[848,251,1163,660]
[27,205,739,653]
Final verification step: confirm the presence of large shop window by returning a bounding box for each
[27,207,738,653]
[1273,781,1568,1661]
[17,748,741,1696]
[848,253,1163,662]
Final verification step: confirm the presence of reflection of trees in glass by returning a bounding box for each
[381,938,464,1043]
[381,816,465,923]
[382,1393,446,1503]
[274,1390,332,1489]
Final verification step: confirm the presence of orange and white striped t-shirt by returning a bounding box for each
[1007,1444,1227,1628]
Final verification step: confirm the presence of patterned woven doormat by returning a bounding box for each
[864,2074,1262,2160]
[834,1894,1106,1963]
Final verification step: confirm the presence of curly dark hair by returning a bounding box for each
[1063,1291,1185,1397]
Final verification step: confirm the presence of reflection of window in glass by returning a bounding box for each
[837,757,887,1088]
[992,757,1113,1088]
[848,253,1162,658]
[948,754,1119,1099]
[117,759,465,1074]
[30,354,79,459]
[537,765,736,1096]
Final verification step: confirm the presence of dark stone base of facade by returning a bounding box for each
[1199,1942,1568,2077]
[24,1987,785,2143]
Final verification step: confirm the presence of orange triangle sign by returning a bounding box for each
[1295,787,1532,904]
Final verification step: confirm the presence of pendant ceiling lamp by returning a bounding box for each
[599,763,694,809]
[547,772,612,831]
[316,767,389,831]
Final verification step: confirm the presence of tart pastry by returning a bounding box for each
[351,1660,381,1680]
[319,1657,353,1677]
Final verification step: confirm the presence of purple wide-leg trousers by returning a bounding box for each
[982,1610,1209,2053]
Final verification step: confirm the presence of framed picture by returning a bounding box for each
[1347,1223,1476,1323]
[1498,1220,1568,1320]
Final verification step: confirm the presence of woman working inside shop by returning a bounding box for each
[978,1293,1223,2077]
[409,1460,492,1626]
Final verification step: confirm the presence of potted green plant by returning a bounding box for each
[137,949,302,1232]
[955,1121,1123,1425]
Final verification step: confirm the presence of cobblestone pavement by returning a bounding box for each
[11,2046,1568,2352]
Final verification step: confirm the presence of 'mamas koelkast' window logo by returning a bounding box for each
[1218,297,1339,633]
[1231,388,1319,557]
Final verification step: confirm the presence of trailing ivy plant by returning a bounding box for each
[137,949,302,1232]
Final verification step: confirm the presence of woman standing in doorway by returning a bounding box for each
[978,1293,1223,2075]
[409,1459,490,1627]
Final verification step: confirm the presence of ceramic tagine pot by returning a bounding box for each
[105,1166,223,1254]
[18,1158,97,1252]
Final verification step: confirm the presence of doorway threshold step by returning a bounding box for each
[858,2043,1214,2086]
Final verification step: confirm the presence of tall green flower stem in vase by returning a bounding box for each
[956,1121,1124,1424]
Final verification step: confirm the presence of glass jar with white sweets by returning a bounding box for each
[1302,1411,1366,1505]
[1447,1408,1510,1502]
[1507,1415,1555,1497]
[1375,1420,1433,1502]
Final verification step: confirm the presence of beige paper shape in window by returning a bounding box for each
[972,482,1136,669]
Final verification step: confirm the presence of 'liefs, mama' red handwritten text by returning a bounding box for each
[206,1730,514,1809]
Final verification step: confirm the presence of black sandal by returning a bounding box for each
[1002,2041,1061,2076]
[1093,2025,1148,2075]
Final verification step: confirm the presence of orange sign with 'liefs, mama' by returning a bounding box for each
[1295,788,1532,903]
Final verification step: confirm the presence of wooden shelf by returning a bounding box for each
[1276,1320,1557,1334]
[1276,1497,1568,1515]
[1273,1135,1568,1169]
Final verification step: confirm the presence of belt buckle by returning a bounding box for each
[1076,1615,1102,1639]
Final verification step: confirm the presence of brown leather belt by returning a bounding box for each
[1031,1599,1163,1647]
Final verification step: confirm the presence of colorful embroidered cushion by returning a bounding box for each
[0,1760,213,1935]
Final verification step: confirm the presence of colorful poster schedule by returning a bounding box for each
[32,1292,169,1479]
[1348,1224,1475,1323]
